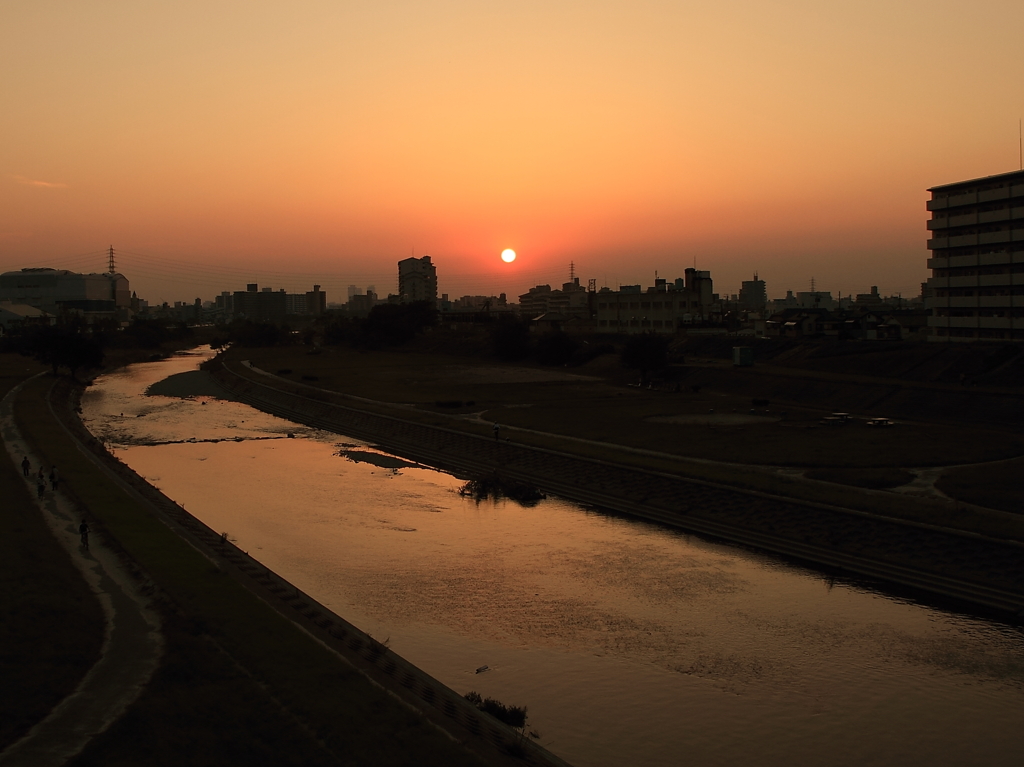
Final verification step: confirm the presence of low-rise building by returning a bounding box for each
[594,268,714,334]
[519,279,590,319]
[0,267,131,322]
[0,301,54,334]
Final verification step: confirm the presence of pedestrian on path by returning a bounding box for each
[50,466,59,491]
[21,455,30,476]
[37,475,46,499]
[79,520,90,550]
[493,422,500,441]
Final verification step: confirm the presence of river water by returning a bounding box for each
[80,348,1024,767]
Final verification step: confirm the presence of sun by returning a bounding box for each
[501,248,516,263]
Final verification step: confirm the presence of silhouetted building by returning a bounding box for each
[233,283,287,322]
[594,270,715,333]
[0,267,131,321]
[347,289,379,317]
[398,256,437,304]
[518,279,589,319]
[739,273,767,311]
[926,169,1024,341]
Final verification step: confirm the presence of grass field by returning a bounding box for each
[239,344,1024,468]
[231,339,1024,523]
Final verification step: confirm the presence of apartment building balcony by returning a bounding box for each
[936,296,1018,309]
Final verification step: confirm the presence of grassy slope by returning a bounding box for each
[0,355,105,751]
[14,374,484,767]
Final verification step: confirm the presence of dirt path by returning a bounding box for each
[0,378,163,767]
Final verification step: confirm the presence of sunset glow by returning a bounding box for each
[501,249,517,264]
[2,1,1023,303]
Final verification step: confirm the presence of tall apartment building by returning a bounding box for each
[398,256,437,304]
[739,273,767,311]
[926,169,1024,341]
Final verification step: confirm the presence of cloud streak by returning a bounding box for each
[10,175,68,189]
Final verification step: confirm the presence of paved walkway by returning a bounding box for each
[0,378,163,767]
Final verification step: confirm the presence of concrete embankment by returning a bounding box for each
[54,376,571,767]
[211,359,1024,617]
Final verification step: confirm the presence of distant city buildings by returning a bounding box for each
[347,288,380,318]
[926,168,1024,342]
[228,283,327,322]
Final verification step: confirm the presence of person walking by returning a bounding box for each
[21,456,30,476]
[37,475,46,499]
[493,422,500,441]
[79,520,90,550]
[50,466,59,492]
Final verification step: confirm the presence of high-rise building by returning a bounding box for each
[926,169,1024,342]
[739,273,767,311]
[397,256,437,304]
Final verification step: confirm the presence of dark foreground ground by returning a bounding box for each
[0,353,533,767]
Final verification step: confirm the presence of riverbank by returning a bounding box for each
[207,355,1024,617]
[6,364,567,767]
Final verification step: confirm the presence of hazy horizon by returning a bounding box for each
[3,1,1023,305]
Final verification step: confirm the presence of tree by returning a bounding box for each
[363,301,437,346]
[535,331,578,366]
[30,325,105,380]
[620,332,669,383]
[490,317,532,361]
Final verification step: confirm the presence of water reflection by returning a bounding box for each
[81,348,1024,767]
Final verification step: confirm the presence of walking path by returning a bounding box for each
[0,378,163,767]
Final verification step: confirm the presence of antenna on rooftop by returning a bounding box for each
[569,261,575,281]
[1019,119,1022,170]
[810,276,816,292]
[107,245,115,274]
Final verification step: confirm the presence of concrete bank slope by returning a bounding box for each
[212,359,1024,618]
[54,378,571,767]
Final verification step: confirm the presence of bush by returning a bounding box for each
[463,692,527,730]
[535,331,578,366]
[621,333,669,382]
[490,318,532,361]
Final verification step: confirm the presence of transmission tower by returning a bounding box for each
[107,245,115,274]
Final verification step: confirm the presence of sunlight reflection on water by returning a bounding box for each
[81,348,1024,767]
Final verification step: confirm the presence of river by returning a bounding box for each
[80,347,1024,767]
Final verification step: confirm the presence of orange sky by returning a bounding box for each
[3,1,1023,304]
